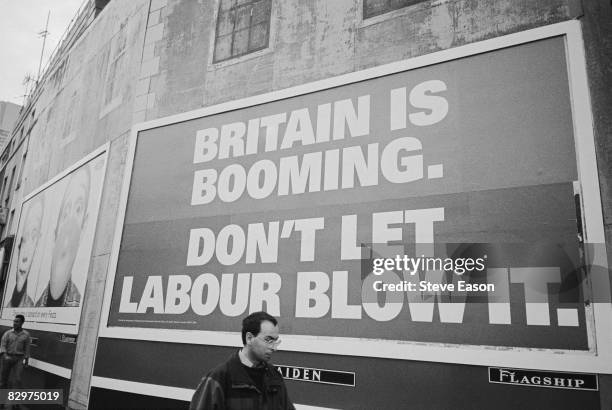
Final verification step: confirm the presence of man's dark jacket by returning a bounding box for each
[190,351,295,410]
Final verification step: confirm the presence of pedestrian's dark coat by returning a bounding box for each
[190,351,295,410]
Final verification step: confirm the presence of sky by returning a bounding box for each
[0,0,84,106]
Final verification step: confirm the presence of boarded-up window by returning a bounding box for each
[363,0,427,19]
[213,0,272,63]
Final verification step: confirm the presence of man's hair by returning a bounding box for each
[15,314,25,323]
[241,311,277,345]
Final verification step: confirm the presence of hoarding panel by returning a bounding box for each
[1,149,108,333]
[98,22,612,373]
[106,36,590,350]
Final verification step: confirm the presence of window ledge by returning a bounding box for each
[208,47,274,71]
[360,0,436,29]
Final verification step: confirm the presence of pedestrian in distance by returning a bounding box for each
[190,311,295,410]
[0,314,31,389]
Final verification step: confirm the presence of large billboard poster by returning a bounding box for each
[101,25,611,371]
[1,149,107,332]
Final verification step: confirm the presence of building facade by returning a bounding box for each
[0,0,611,408]
[0,102,21,153]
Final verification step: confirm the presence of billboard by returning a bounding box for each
[1,148,108,333]
[100,23,612,372]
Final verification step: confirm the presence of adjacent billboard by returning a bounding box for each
[1,148,108,333]
[100,23,612,372]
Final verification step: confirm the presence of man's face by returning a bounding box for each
[12,317,23,331]
[49,171,89,299]
[16,201,43,292]
[247,320,280,363]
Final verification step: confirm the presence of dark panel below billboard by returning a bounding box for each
[94,338,599,410]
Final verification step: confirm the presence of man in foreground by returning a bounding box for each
[0,315,31,389]
[190,311,295,410]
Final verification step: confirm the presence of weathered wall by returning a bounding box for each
[148,0,576,119]
[22,1,148,197]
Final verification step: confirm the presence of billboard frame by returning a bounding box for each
[98,20,612,373]
[0,143,110,335]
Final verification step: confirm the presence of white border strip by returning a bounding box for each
[0,321,79,335]
[90,376,338,409]
[98,20,612,373]
[91,376,193,401]
[26,364,339,410]
[29,358,71,379]
[0,143,110,335]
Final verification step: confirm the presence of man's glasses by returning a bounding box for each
[258,336,281,347]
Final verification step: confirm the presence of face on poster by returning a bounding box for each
[1,152,107,329]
